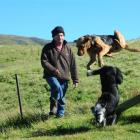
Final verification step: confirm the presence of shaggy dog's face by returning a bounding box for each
[75,36,92,56]
[92,103,106,124]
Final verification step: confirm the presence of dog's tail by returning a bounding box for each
[114,30,140,52]
[124,44,140,52]
[114,30,126,49]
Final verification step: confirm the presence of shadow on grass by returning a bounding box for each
[128,129,140,134]
[31,125,91,137]
[119,115,140,125]
[0,113,49,133]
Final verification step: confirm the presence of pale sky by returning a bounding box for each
[0,0,140,41]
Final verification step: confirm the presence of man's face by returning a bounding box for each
[53,33,64,44]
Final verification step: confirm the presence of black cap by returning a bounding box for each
[51,26,65,37]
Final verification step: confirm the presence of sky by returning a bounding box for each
[0,0,140,41]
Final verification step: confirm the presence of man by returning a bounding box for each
[41,26,78,117]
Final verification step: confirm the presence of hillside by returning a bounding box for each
[0,38,140,139]
[0,34,48,46]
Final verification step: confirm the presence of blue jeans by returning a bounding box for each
[46,77,68,116]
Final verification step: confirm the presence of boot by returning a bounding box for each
[56,99,65,117]
[49,97,57,115]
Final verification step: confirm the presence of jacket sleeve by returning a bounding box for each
[41,47,57,74]
[69,48,79,83]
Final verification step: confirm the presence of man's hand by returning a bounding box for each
[73,82,78,88]
[54,69,61,77]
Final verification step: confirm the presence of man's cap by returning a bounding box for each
[51,26,65,37]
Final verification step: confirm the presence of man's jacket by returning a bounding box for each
[41,40,78,83]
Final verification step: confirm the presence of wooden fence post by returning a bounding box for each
[116,94,140,116]
[15,74,23,119]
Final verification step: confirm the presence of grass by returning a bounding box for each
[0,42,140,139]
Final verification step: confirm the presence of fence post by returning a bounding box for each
[15,74,23,119]
[116,94,140,117]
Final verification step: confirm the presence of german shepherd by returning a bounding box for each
[74,30,140,70]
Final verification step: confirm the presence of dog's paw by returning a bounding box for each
[102,119,107,127]
[87,70,93,76]
[106,114,117,125]
[110,114,117,125]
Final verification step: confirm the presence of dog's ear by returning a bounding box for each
[115,67,123,84]
[91,106,96,115]
[91,106,95,111]
[83,35,92,42]
[73,36,85,43]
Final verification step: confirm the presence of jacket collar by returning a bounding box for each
[51,40,67,46]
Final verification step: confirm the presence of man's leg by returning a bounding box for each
[49,97,57,115]
[57,80,68,117]
[46,77,61,115]
[46,77,68,117]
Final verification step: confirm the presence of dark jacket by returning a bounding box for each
[41,40,78,83]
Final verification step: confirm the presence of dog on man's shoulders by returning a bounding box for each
[87,65,123,127]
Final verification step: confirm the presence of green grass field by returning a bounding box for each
[0,41,140,140]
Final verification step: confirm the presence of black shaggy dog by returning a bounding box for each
[87,66,123,126]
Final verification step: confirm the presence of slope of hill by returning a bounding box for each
[0,34,48,46]
[0,37,140,139]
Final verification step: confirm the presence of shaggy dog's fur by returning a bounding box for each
[87,66,123,126]
[74,30,140,70]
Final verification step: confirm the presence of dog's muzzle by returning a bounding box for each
[95,113,104,123]
[77,48,85,56]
